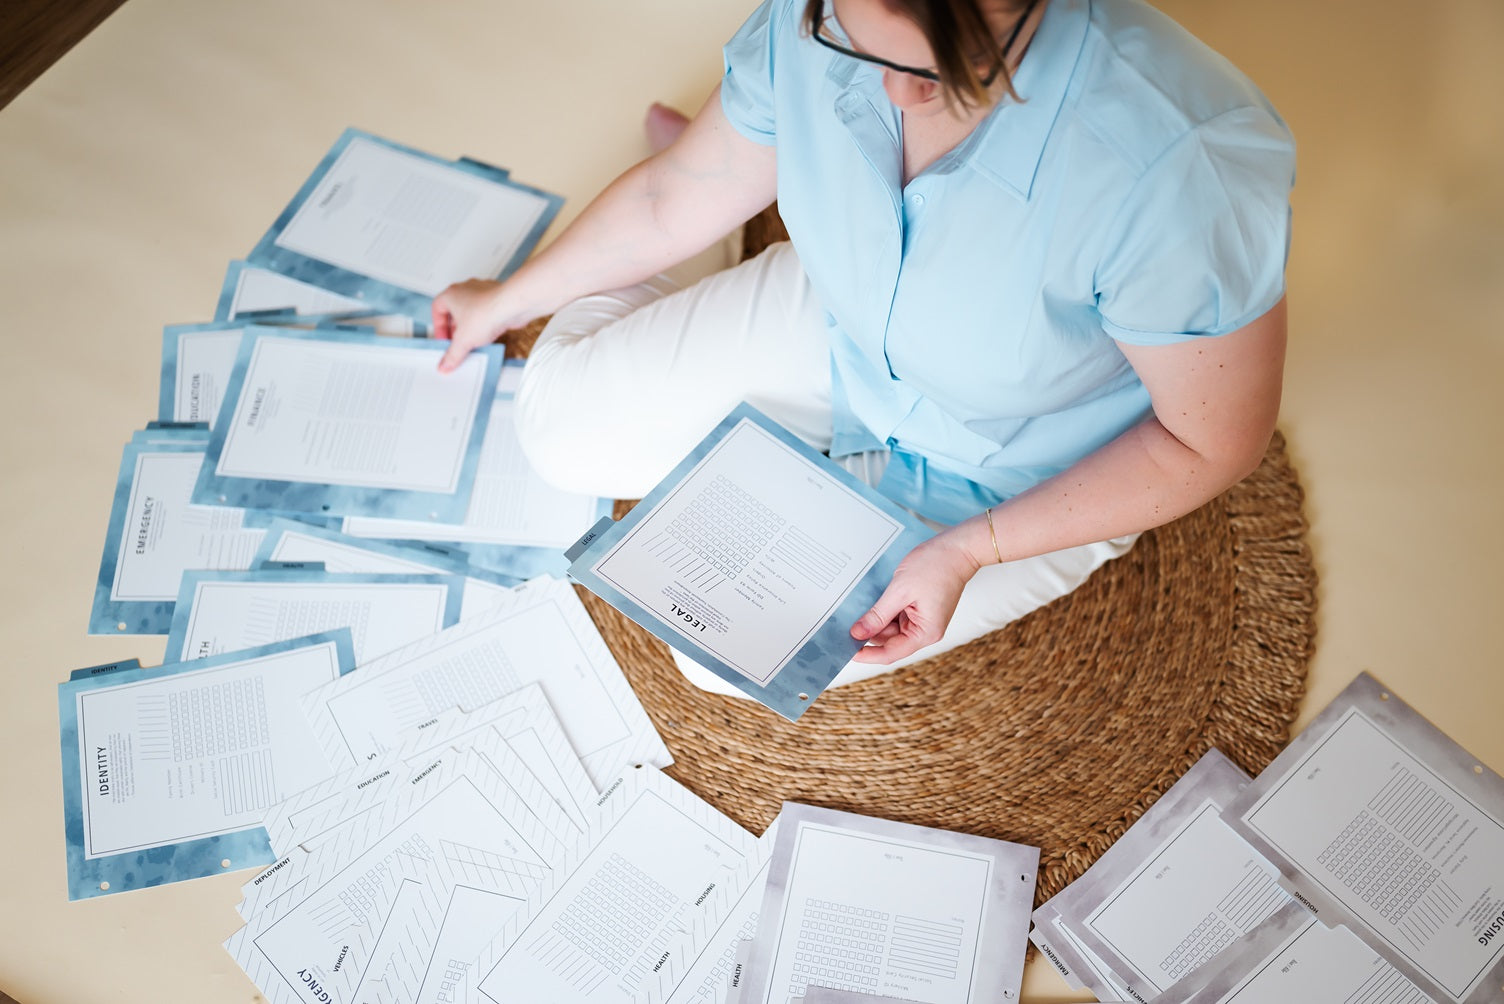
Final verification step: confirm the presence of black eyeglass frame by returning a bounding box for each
[812,0,1041,87]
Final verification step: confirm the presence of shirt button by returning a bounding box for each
[910,194,925,208]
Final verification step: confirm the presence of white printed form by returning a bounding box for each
[242,750,473,917]
[763,830,986,1002]
[241,747,560,917]
[384,689,597,831]
[229,759,559,1004]
[1028,900,1135,1000]
[474,766,759,1004]
[1027,908,1088,990]
[246,832,449,1004]
[412,878,534,1004]
[273,136,552,296]
[1033,749,1288,1002]
[1078,801,1291,996]
[229,264,365,317]
[665,824,779,1004]
[1051,916,1136,1001]
[1233,703,1504,1002]
[258,692,570,862]
[111,451,263,602]
[744,804,1039,1004]
[364,865,534,1004]
[74,642,343,859]
[301,577,670,786]
[170,575,457,664]
[345,396,603,547]
[259,750,412,861]
[592,418,903,684]
[1177,917,1431,1004]
[261,522,516,620]
[227,266,415,336]
[173,327,244,423]
[268,731,576,867]
[214,334,484,492]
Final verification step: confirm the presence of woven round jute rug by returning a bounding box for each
[503,219,1316,902]
[569,434,1315,901]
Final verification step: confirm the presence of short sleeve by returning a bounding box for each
[1095,106,1296,345]
[720,0,780,146]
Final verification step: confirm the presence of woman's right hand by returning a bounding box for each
[433,279,535,372]
[431,84,776,375]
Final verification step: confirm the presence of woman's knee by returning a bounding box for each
[510,278,680,494]
[513,339,620,496]
[514,315,701,497]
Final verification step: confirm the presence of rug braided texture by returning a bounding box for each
[503,213,1317,903]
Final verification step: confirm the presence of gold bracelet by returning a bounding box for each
[984,507,1003,564]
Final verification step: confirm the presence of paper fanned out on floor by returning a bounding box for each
[1030,672,1504,1004]
[62,124,1504,1004]
[250,515,521,620]
[1034,748,1300,1002]
[1222,673,1504,1004]
[297,574,671,787]
[164,567,465,665]
[88,440,265,635]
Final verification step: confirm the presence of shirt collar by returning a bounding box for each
[822,0,1090,199]
[969,0,1091,200]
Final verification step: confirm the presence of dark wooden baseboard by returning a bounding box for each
[0,0,129,110]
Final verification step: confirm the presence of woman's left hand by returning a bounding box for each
[850,531,983,664]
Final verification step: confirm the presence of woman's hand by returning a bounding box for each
[432,279,537,373]
[850,530,984,665]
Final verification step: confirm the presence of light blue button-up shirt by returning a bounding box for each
[721,0,1295,525]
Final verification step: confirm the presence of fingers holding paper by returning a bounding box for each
[433,279,532,372]
[849,534,980,665]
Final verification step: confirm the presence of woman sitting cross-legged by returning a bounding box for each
[432,0,1295,694]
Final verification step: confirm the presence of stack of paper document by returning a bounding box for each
[88,128,611,643]
[1029,673,1504,1004]
[60,576,675,901]
[227,785,1039,1004]
[62,580,1045,1003]
[737,803,1040,1004]
[226,730,742,1003]
[64,128,671,917]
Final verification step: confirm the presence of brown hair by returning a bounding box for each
[801,0,1030,109]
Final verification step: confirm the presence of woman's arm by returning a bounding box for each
[434,85,778,371]
[851,297,1288,662]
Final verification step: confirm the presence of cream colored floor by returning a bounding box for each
[1,2,1500,1002]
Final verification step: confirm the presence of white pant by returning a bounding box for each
[515,243,1137,695]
